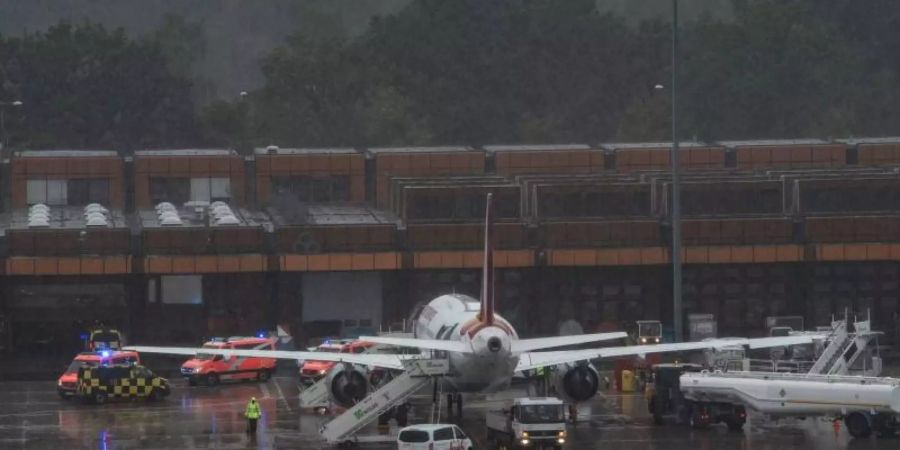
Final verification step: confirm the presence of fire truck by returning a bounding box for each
[57,350,140,399]
[299,339,374,386]
[180,336,277,386]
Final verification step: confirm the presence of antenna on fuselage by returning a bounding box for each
[479,193,495,325]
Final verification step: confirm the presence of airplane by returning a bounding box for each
[126,193,823,415]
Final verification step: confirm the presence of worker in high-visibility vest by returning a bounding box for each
[245,397,261,434]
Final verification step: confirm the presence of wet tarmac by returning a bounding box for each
[0,376,896,449]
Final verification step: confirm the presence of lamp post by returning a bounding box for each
[0,100,23,150]
[670,0,683,342]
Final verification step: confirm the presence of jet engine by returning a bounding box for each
[552,362,600,403]
[326,363,370,408]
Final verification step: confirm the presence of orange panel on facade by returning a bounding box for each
[7,258,35,275]
[195,256,218,273]
[81,257,105,274]
[172,256,196,273]
[307,255,331,271]
[34,258,58,274]
[146,256,173,273]
[351,254,375,270]
[217,256,241,273]
[373,252,401,270]
[281,255,308,271]
[57,258,81,275]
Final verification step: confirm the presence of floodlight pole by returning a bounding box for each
[671,0,683,342]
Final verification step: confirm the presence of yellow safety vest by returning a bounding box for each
[245,401,261,419]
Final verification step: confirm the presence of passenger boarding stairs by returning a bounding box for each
[319,358,450,444]
[299,376,330,408]
[808,318,881,376]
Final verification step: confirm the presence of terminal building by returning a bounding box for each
[2,138,900,355]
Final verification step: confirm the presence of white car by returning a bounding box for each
[398,424,473,450]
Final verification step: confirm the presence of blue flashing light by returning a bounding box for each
[100,350,111,358]
[257,331,266,338]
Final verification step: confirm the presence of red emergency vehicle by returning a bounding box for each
[180,336,277,386]
[57,350,140,398]
[299,339,375,386]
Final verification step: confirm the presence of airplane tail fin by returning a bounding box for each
[480,193,495,325]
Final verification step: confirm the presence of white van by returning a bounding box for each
[397,424,473,450]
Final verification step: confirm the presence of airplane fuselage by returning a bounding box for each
[415,293,520,393]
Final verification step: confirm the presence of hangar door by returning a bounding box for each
[302,272,382,340]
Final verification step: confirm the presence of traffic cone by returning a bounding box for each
[832,419,841,437]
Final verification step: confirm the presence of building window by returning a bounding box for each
[26,179,67,205]
[190,177,231,202]
[150,177,190,205]
[67,179,110,205]
[272,176,350,203]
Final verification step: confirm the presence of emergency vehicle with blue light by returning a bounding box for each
[298,339,375,386]
[84,327,124,351]
[57,350,140,399]
[180,336,277,386]
[77,363,170,404]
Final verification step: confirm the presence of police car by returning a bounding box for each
[76,364,170,404]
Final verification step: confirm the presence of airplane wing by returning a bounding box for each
[514,334,825,372]
[124,346,409,370]
[357,336,471,353]
[510,332,627,353]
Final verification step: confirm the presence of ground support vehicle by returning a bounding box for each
[298,339,373,386]
[180,336,276,386]
[85,327,124,351]
[398,424,473,450]
[680,370,900,438]
[57,350,140,398]
[645,363,747,431]
[486,397,567,449]
[76,364,170,404]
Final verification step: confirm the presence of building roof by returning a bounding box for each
[16,150,119,158]
[135,149,237,157]
[483,144,592,152]
[835,137,900,145]
[253,146,359,156]
[365,146,475,155]
[717,139,829,147]
[6,206,128,231]
[600,141,715,150]
[268,205,399,226]
[139,206,270,230]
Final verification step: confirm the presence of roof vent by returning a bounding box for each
[155,202,176,213]
[211,205,233,218]
[86,216,109,227]
[266,145,279,155]
[27,217,51,228]
[160,215,183,226]
[213,214,240,226]
[84,203,109,215]
[210,201,229,209]
[30,203,50,213]
[85,211,107,222]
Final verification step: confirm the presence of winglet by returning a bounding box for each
[480,193,495,325]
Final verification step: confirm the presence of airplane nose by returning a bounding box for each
[487,336,502,353]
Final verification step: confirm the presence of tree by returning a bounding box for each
[0,22,199,149]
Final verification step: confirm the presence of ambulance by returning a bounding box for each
[57,350,140,399]
[180,336,277,386]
